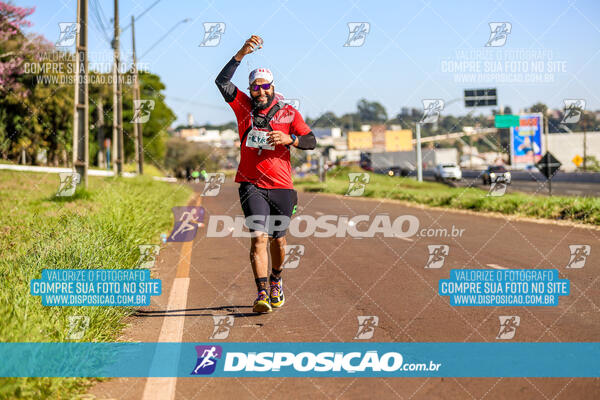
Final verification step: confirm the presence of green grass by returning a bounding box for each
[295,167,600,226]
[122,162,167,177]
[0,171,193,399]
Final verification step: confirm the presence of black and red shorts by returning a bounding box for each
[238,182,298,238]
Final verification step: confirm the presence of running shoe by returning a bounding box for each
[253,290,272,313]
[269,278,285,308]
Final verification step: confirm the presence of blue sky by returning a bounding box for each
[17,0,600,126]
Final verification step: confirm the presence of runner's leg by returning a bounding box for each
[266,188,297,308]
[269,236,286,277]
[250,233,269,292]
[267,188,297,277]
[239,183,270,293]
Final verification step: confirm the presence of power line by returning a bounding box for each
[139,18,190,60]
[89,0,111,45]
[166,96,229,110]
[121,0,163,32]
[94,0,111,27]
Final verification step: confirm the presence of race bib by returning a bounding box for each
[246,128,274,150]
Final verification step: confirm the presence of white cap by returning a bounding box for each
[249,68,273,84]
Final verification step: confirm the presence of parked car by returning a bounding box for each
[482,165,511,185]
[434,163,462,181]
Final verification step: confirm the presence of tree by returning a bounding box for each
[529,102,548,116]
[308,111,339,128]
[0,3,73,164]
[164,138,223,177]
[356,98,387,123]
[0,2,36,95]
[0,3,178,168]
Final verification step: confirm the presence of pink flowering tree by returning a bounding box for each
[0,2,37,95]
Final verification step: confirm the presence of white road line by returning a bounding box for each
[142,197,199,400]
[486,264,507,270]
[141,278,190,400]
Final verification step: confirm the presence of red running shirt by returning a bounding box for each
[227,90,311,189]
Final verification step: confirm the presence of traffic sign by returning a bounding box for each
[572,155,583,167]
[464,88,497,107]
[495,114,520,128]
[536,152,561,179]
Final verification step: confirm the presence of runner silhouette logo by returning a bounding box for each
[56,22,79,47]
[202,173,225,196]
[210,316,234,340]
[200,22,226,47]
[168,206,205,242]
[485,22,511,47]
[131,100,155,123]
[344,22,370,47]
[497,316,520,340]
[561,99,586,124]
[191,345,222,375]
[354,316,378,339]
[566,245,591,269]
[282,245,305,269]
[425,245,449,269]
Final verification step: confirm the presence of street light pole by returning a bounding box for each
[416,123,423,182]
[544,114,551,196]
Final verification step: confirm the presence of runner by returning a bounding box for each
[215,35,316,313]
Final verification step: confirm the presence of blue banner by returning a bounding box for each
[0,343,598,377]
[439,269,569,306]
[30,269,161,306]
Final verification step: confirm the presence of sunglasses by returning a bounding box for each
[250,82,273,91]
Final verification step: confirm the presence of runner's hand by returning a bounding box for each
[267,131,293,146]
[235,35,263,60]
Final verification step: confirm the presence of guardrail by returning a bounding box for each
[460,169,600,183]
[372,166,600,183]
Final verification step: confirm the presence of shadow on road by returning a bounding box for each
[133,305,264,318]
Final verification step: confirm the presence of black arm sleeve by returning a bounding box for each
[296,132,317,150]
[215,56,241,103]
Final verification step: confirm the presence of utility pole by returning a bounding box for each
[112,0,124,175]
[73,0,89,188]
[416,123,423,182]
[97,98,105,168]
[583,128,587,172]
[131,15,144,174]
[544,114,551,196]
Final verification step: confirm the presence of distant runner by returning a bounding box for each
[215,35,316,313]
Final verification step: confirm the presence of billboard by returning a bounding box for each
[384,130,413,152]
[347,131,373,150]
[510,113,543,168]
[371,125,386,150]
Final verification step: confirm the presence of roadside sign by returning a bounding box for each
[494,114,520,128]
[536,152,561,179]
[510,113,543,168]
[464,88,497,107]
[572,155,583,167]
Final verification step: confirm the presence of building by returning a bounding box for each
[547,131,600,172]
[185,129,221,143]
[312,127,342,138]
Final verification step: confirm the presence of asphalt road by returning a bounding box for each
[426,175,600,196]
[90,182,600,400]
